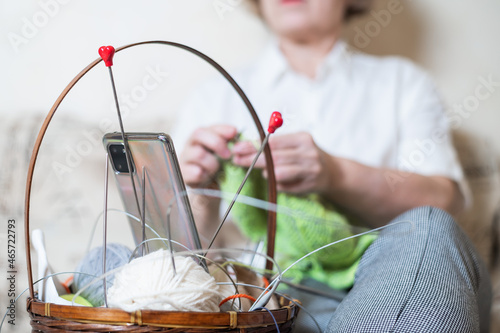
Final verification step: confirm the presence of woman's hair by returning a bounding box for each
[246,0,372,21]
[344,0,372,20]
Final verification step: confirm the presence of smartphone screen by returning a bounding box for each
[102,132,202,254]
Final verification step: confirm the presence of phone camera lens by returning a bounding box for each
[108,143,133,174]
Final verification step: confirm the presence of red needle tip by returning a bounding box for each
[268,111,283,134]
[99,46,115,67]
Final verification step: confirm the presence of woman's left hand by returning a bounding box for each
[231,132,339,194]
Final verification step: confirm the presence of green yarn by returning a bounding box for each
[219,162,376,290]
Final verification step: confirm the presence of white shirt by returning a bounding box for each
[173,40,468,200]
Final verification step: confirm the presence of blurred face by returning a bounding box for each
[258,0,348,42]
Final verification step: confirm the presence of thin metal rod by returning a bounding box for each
[166,204,177,276]
[279,279,346,302]
[249,276,280,311]
[206,133,271,252]
[102,153,110,308]
[140,167,147,256]
[106,66,144,235]
[107,67,127,151]
[164,192,208,272]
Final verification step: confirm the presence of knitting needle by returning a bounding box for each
[249,277,281,311]
[166,201,177,276]
[205,112,283,252]
[140,167,149,256]
[99,46,145,253]
[165,193,208,273]
[102,153,109,308]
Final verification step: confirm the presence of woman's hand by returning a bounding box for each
[180,125,238,188]
[232,132,339,194]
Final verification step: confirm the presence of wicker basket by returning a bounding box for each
[27,295,297,332]
[24,41,299,332]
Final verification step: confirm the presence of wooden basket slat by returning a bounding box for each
[28,298,299,330]
[30,311,297,332]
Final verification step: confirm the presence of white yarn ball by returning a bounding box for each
[107,250,223,312]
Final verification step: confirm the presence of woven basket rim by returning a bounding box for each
[27,296,300,330]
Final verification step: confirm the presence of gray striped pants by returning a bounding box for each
[324,206,492,332]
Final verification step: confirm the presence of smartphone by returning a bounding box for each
[102,132,202,254]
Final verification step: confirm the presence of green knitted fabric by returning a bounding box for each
[219,162,376,290]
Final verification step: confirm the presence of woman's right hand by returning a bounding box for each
[179,124,238,188]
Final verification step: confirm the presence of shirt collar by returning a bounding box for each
[255,38,351,86]
[316,39,350,81]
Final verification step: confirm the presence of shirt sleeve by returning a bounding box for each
[396,60,471,205]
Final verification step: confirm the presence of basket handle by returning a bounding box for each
[24,41,277,300]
